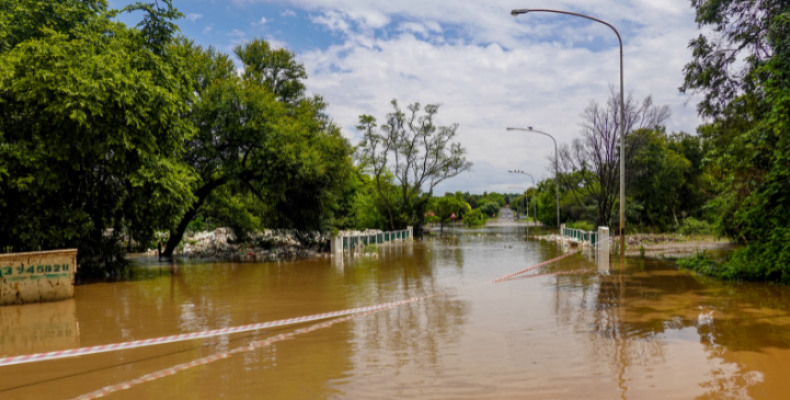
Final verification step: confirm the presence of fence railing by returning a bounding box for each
[342,229,411,250]
[561,226,598,246]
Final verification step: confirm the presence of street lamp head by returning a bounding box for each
[511,9,530,16]
[528,126,533,130]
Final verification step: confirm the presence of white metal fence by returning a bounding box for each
[561,225,599,246]
[341,229,411,251]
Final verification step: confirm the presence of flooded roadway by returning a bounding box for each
[2,225,790,399]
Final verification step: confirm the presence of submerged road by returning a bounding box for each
[1,225,789,399]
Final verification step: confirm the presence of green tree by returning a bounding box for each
[682,0,790,282]
[0,0,196,271]
[478,202,500,218]
[463,208,485,227]
[557,88,671,227]
[428,192,467,233]
[162,39,353,255]
[357,100,472,232]
[629,129,691,230]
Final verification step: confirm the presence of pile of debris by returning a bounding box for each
[170,228,331,262]
[336,229,384,237]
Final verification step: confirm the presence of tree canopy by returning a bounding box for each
[0,0,196,269]
[680,0,790,282]
[356,100,472,231]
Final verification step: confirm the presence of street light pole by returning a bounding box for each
[510,8,625,256]
[509,170,537,225]
[507,127,560,228]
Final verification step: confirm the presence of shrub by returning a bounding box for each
[479,202,499,217]
[677,251,721,276]
[463,209,485,227]
[678,217,714,235]
[566,221,595,231]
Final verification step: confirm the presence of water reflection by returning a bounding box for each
[0,300,80,356]
[549,252,790,399]
[1,226,790,399]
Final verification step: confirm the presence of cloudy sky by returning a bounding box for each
[111,0,703,194]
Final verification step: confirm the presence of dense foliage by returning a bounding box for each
[162,39,352,255]
[0,0,353,273]
[0,0,196,270]
[356,101,472,231]
[679,0,790,283]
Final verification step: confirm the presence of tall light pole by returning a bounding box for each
[509,170,537,225]
[510,8,625,256]
[507,127,559,228]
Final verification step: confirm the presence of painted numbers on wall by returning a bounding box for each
[0,264,70,278]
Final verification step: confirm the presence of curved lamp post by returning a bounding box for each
[509,170,538,224]
[507,127,559,228]
[510,8,626,256]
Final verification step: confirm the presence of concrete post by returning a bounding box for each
[560,224,565,246]
[597,226,610,274]
[330,234,343,255]
[407,226,413,241]
[597,227,609,253]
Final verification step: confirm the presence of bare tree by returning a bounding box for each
[556,87,671,226]
[357,100,472,230]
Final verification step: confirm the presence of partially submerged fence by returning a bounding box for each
[561,225,609,248]
[332,227,413,254]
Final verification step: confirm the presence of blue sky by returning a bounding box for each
[109,0,703,194]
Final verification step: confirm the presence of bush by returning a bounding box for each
[463,209,485,227]
[677,237,790,284]
[678,217,714,235]
[566,221,595,231]
[479,202,499,217]
[677,251,722,276]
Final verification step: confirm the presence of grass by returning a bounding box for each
[676,250,723,277]
[566,221,595,231]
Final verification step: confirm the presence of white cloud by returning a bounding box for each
[226,29,247,45]
[186,13,203,22]
[259,17,268,24]
[238,0,703,193]
[266,37,289,49]
[203,26,213,34]
[282,9,297,17]
[398,21,442,36]
[310,10,351,33]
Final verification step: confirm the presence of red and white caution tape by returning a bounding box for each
[70,267,591,400]
[0,296,437,367]
[71,309,384,400]
[505,269,588,281]
[0,248,584,368]
[491,250,582,283]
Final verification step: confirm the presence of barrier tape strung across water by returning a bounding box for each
[70,268,592,400]
[0,248,585,368]
[71,309,385,400]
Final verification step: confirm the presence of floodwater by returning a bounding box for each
[2,225,790,399]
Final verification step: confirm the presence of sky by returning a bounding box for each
[110,0,704,195]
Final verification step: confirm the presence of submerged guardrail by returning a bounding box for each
[561,225,610,248]
[331,227,413,254]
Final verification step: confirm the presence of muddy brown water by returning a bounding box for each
[1,226,789,399]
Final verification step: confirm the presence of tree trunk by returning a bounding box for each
[163,178,228,257]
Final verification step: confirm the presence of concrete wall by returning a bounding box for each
[0,249,78,306]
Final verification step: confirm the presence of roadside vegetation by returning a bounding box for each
[521,0,790,283]
[1,0,789,284]
[0,0,471,276]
